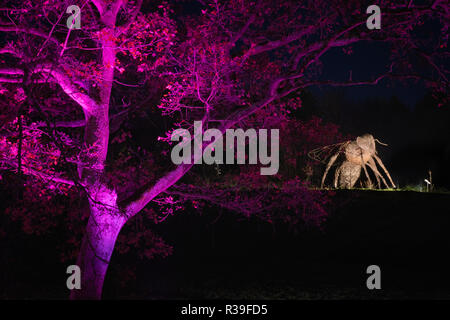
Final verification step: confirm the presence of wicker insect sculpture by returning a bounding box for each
[309,134,396,189]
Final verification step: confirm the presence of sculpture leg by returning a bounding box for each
[334,165,341,188]
[374,154,396,188]
[321,152,340,188]
[360,151,373,188]
[367,158,388,188]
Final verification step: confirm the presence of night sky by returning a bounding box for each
[316,41,428,108]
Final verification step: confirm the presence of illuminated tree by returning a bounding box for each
[0,0,448,299]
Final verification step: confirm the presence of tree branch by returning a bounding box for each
[116,0,143,36]
[0,65,98,112]
[229,14,255,48]
[34,65,98,112]
[0,25,62,48]
[246,24,317,57]
[36,120,86,128]
[91,0,106,16]
[300,71,442,88]
[122,77,302,217]
[1,160,75,186]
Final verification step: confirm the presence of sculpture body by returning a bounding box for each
[318,134,396,189]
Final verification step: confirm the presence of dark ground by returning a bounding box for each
[2,190,450,299]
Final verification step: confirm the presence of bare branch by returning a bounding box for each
[0,77,22,83]
[247,24,317,57]
[32,65,99,112]
[0,46,22,57]
[122,77,302,217]
[36,120,86,128]
[0,67,24,75]
[122,162,194,217]
[91,0,106,16]
[1,160,75,186]
[300,70,444,89]
[229,14,255,47]
[0,25,62,48]
[116,0,143,36]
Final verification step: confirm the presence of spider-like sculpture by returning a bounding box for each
[310,134,396,189]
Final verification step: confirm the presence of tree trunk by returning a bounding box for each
[70,198,127,300]
[71,2,128,299]
[71,25,119,299]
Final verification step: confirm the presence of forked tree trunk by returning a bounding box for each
[70,198,127,300]
[70,13,121,298]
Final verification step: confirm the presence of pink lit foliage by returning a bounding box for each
[0,0,448,299]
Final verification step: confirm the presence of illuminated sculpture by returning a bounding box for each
[310,134,396,189]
